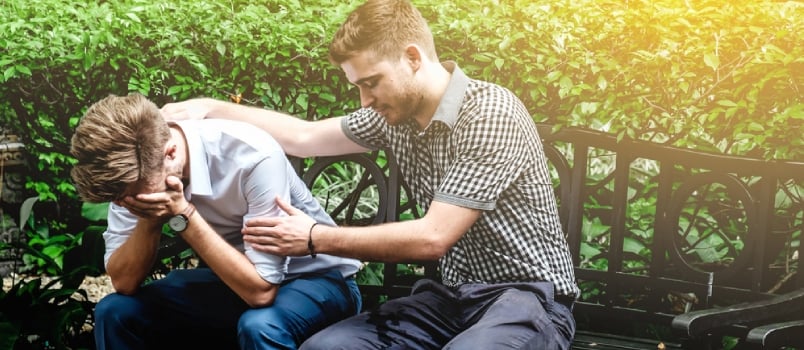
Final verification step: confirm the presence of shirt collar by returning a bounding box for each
[409,61,470,134]
[172,120,213,198]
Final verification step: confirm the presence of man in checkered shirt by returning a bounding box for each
[163,0,578,348]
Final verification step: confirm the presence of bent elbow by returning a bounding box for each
[111,280,140,296]
[280,130,316,158]
[420,237,452,260]
[243,286,278,308]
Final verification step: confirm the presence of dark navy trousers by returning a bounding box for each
[301,279,575,350]
[93,268,361,350]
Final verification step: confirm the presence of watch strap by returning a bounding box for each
[180,203,196,220]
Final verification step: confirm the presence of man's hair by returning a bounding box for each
[70,93,171,203]
[328,0,437,65]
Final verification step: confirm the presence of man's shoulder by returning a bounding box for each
[465,79,518,101]
[192,119,282,152]
[458,80,527,120]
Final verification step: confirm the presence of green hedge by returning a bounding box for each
[1,0,801,202]
[0,1,800,347]
[425,0,802,158]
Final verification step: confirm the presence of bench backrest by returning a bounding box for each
[536,123,804,337]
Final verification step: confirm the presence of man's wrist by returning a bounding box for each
[180,203,196,218]
[167,203,196,233]
[308,222,319,258]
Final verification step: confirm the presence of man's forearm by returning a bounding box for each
[180,212,278,307]
[202,98,314,154]
[309,201,478,262]
[105,221,163,294]
[199,98,366,157]
[313,219,450,262]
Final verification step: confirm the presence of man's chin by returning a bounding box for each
[380,112,407,126]
[385,118,402,126]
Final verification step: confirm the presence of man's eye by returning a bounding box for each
[365,80,378,88]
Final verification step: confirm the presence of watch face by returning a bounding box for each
[168,215,188,232]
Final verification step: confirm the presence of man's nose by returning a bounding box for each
[359,88,374,108]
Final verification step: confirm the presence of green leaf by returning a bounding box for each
[623,237,646,254]
[14,65,31,76]
[2,66,14,81]
[216,42,226,56]
[494,58,504,70]
[580,242,602,260]
[747,122,764,132]
[596,76,608,91]
[125,13,141,23]
[703,52,720,70]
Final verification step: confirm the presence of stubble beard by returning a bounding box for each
[383,82,424,127]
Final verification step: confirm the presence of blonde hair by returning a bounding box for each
[70,93,170,203]
[329,0,437,64]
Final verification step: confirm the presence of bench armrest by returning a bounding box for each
[671,288,804,338]
[745,320,804,349]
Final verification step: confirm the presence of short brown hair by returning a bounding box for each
[70,93,170,203]
[328,0,437,65]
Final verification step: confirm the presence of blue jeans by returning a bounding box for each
[93,268,361,350]
[301,279,575,350]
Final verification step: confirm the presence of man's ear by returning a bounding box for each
[165,143,177,160]
[404,44,423,72]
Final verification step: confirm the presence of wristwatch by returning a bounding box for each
[168,203,196,233]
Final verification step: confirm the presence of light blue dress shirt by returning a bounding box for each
[103,119,361,284]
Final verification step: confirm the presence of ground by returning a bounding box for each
[2,273,114,304]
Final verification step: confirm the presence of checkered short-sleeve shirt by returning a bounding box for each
[342,62,579,298]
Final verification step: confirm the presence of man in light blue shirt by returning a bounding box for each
[70,93,362,349]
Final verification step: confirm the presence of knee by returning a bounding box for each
[95,293,136,321]
[237,311,267,337]
[299,326,355,350]
[94,292,148,334]
[238,309,291,347]
[299,333,331,350]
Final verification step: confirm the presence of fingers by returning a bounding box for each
[242,216,280,230]
[122,203,149,218]
[160,103,190,121]
[121,195,170,219]
[275,196,304,216]
[123,176,187,219]
[239,197,317,256]
[160,100,209,121]
[241,225,307,256]
[242,223,285,254]
[243,233,285,256]
[243,197,306,228]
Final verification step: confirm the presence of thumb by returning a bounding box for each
[165,175,184,192]
[275,196,304,216]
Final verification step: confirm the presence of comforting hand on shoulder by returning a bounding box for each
[242,196,317,257]
[160,98,212,121]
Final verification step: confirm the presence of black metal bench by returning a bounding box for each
[149,123,803,349]
[534,125,803,350]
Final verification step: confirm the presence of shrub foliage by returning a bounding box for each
[1,0,801,204]
[0,0,800,347]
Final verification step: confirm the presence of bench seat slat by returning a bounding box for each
[572,331,682,350]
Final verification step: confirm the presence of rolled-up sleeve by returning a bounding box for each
[102,203,139,268]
